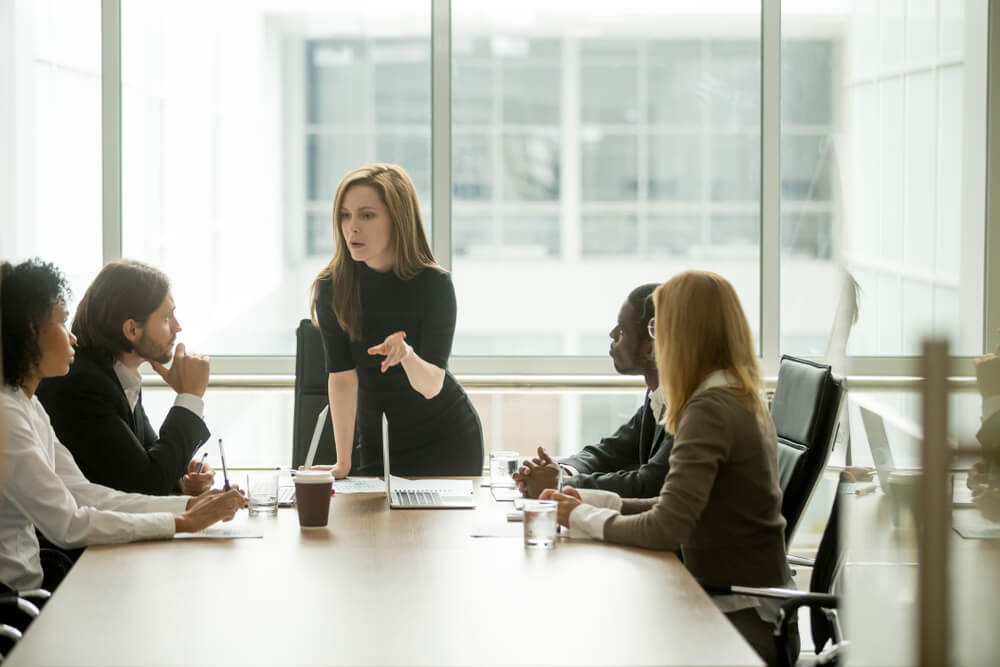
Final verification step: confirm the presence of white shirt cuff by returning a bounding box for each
[983,396,1000,422]
[174,393,205,419]
[560,463,580,477]
[576,488,623,510]
[568,504,619,540]
[130,512,178,540]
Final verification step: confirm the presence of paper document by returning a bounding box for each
[333,477,386,494]
[953,509,1000,539]
[174,526,263,540]
[389,476,474,495]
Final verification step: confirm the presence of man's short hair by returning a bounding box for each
[72,260,170,366]
[1,259,71,387]
[627,283,658,328]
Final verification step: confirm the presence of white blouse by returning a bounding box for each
[1,386,187,590]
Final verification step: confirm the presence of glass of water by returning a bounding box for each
[489,450,520,488]
[246,469,279,516]
[523,500,558,548]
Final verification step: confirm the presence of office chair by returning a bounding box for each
[771,355,846,543]
[292,319,359,469]
[700,492,846,667]
[0,588,49,661]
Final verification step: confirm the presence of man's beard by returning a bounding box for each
[135,333,173,364]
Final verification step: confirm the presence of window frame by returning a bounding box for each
[98,0,999,381]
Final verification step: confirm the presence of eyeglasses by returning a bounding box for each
[647,317,655,339]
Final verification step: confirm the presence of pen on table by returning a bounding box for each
[194,451,208,474]
[218,437,231,491]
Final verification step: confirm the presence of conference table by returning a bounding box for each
[7,480,762,667]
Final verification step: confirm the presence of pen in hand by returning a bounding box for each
[218,437,231,491]
[195,451,208,474]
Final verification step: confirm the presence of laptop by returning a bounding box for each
[858,403,973,507]
[382,415,475,509]
[279,405,330,507]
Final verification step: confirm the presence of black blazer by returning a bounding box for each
[560,391,675,498]
[36,347,209,495]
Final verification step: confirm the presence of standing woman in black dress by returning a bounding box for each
[310,163,484,478]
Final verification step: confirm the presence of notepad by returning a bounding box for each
[174,527,264,539]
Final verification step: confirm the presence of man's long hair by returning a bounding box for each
[73,260,170,366]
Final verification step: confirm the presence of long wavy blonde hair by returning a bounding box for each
[310,164,440,341]
[653,271,765,433]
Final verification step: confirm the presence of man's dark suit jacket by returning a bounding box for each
[560,391,674,498]
[36,347,209,495]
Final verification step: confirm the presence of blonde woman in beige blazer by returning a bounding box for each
[543,270,794,666]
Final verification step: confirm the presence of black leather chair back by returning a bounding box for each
[292,319,337,468]
[809,491,845,653]
[771,355,845,542]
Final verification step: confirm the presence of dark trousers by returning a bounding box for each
[354,397,484,477]
[726,607,800,667]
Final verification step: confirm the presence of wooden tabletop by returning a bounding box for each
[7,482,761,666]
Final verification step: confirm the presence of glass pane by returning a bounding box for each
[501,132,560,201]
[782,0,986,358]
[453,134,492,201]
[0,0,102,307]
[581,133,638,201]
[647,40,702,125]
[648,133,701,201]
[122,0,431,355]
[581,41,638,124]
[581,216,639,256]
[453,1,761,356]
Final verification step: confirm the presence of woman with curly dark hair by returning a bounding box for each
[0,259,245,591]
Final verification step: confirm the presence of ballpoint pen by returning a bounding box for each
[195,451,209,474]
[218,437,231,490]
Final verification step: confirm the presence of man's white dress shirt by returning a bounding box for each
[112,360,204,418]
[0,386,187,590]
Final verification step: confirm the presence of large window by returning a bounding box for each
[781,0,986,358]
[120,0,431,356]
[451,4,763,355]
[3,0,992,369]
[0,0,102,308]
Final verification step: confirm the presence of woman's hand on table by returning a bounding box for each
[540,486,582,528]
[176,488,245,533]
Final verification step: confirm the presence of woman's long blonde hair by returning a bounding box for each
[653,271,765,433]
[310,164,440,341]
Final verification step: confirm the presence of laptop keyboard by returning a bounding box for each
[392,489,443,506]
[278,486,295,506]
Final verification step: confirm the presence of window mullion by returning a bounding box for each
[101,0,122,263]
[761,0,781,374]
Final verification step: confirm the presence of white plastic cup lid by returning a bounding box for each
[295,470,333,484]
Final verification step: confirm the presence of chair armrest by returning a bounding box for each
[787,554,815,568]
[0,623,23,642]
[17,589,51,603]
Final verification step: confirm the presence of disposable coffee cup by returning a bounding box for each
[295,470,333,528]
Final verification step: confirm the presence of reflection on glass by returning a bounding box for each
[781,0,985,357]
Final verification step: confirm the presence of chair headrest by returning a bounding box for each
[771,355,837,447]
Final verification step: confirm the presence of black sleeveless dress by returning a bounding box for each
[314,265,483,476]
